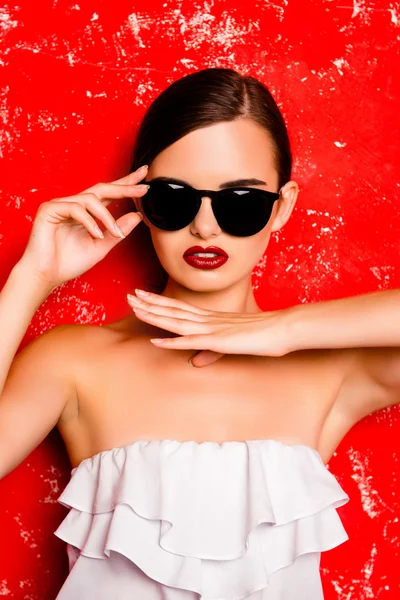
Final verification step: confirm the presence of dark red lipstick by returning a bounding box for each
[183,246,229,270]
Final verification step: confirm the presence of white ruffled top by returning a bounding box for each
[54,439,349,600]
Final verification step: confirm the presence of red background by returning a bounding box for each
[0,0,399,597]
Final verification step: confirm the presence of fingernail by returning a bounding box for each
[136,212,143,219]
[114,223,125,238]
[135,289,149,296]
[188,358,195,367]
[150,338,164,343]
[137,184,150,190]
[127,295,141,306]
[95,225,104,238]
[139,164,148,172]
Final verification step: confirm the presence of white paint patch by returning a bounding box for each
[347,447,395,519]
[50,281,107,324]
[67,51,75,66]
[86,90,107,98]
[179,7,260,51]
[12,514,38,549]
[0,6,19,37]
[126,12,147,48]
[40,465,61,504]
[389,5,400,25]
[252,254,267,290]
[369,265,394,288]
[180,57,197,69]
[269,0,289,22]
[329,543,378,599]
[0,86,22,158]
[334,141,347,147]
[23,110,85,132]
[133,81,155,106]
[349,449,379,518]
[126,2,262,55]
[5,194,24,209]
[332,58,349,75]
[352,0,365,19]
[0,579,11,595]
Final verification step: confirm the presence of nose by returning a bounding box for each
[189,195,222,239]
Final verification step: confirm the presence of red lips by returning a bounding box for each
[183,246,229,257]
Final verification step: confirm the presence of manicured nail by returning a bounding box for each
[127,295,141,306]
[114,223,125,238]
[136,289,149,296]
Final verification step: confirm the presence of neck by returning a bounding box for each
[161,275,262,313]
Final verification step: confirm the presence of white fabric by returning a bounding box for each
[54,439,349,599]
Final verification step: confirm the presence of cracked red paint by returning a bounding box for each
[0,0,399,598]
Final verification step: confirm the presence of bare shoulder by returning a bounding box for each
[33,322,127,418]
[36,321,122,350]
[37,315,141,379]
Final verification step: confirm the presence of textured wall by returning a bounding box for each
[0,0,399,598]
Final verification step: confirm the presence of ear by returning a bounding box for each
[269,180,299,233]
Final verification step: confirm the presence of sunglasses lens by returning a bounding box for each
[141,181,198,231]
[214,189,275,236]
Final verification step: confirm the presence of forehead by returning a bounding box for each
[149,118,279,189]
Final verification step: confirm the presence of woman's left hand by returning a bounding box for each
[127,290,294,368]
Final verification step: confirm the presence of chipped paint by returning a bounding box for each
[0,0,399,598]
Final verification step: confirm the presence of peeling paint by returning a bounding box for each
[0,0,399,598]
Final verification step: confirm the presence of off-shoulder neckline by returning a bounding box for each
[71,438,322,473]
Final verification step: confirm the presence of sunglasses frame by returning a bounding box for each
[139,179,282,236]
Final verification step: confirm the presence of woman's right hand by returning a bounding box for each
[19,165,149,293]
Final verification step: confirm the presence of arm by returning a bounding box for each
[287,289,400,419]
[0,261,75,479]
[126,288,400,414]
[0,172,148,479]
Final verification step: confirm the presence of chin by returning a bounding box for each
[169,268,240,293]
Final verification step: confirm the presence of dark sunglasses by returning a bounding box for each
[139,179,281,237]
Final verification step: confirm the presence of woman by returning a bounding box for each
[0,67,399,599]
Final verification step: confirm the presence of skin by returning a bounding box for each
[53,117,364,469]
[134,118,298,312]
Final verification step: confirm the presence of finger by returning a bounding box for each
[46,201,109,240]
[80,183,149,211]
[84,212,143,259]
[83,182,150,203]
[149,334,214,350]
[74,192,127,238]
[135,290,259,320]
[53,183,149,215]
[127,296,209,322]
[112,164,148,185]
[189,350,225,368]
[133,289,211,315]
[132,308,210,335]
[101,211,143,243]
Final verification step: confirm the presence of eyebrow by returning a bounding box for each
[148,176,267,189]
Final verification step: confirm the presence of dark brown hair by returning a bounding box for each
[130,67,293,292]
[131,67,292,189]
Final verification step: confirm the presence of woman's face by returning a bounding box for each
[135,118,298,293]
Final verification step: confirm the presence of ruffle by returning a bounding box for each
[54,439,349,600]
